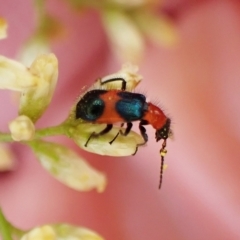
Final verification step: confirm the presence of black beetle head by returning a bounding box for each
[155,118,171,142]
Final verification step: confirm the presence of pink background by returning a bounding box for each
[1,0,240,239]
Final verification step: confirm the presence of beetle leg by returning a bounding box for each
[100,77,126,90]
[132,120,149,155]
[109,122,133,144]
[138,120,149,145]
[109,123,124,145]
[85,124,113,147]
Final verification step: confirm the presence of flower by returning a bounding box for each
[69,123,143,156]
[0,55,38,91]
[29,140,107,192]
[9,115,35,141]
[19,53,58,122]
[21,224,104,240]
[21,225,56,240]
[0,53,58,122]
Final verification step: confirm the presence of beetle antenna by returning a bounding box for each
[159,140,167,189]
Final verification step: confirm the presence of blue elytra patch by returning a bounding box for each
[116,92,148,121]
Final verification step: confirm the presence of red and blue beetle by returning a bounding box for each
[76,77,171,189]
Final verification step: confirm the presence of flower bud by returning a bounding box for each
[19,53,58,122]
[9,115,35,141]
[0,55,38,91]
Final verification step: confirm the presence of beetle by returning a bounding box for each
[76,77,171,188]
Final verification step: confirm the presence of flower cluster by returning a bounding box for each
[0,52,142,188]
[0,1,177,238]
[0,18,143,240]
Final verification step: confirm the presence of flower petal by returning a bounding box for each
[96,63,142,91]
[19,53,58,122]
[0,55,38,91]
[21,225,56,240]
[69,123,144,157]
[29,140,107,192]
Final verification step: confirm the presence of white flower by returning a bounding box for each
[21,226,56,240]
[0,17,7,39]
[0,55,38,91]
[0,54,58,122]
[19,53,58,122]
[30,140,107,192]
[0,144,16,171]
[102,10,144,63]
[9,115,35,141]
[21,224,104,240]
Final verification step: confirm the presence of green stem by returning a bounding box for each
[35,124,69,138]
[0,209,12,240]
[0,133,12,142]
[0,123,71,143]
